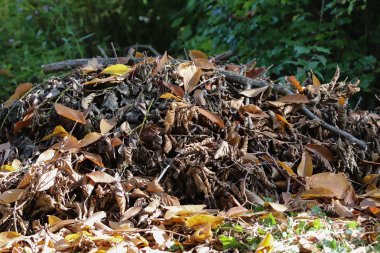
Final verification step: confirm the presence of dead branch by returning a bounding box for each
[41,57,367,150]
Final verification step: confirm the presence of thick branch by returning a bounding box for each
[41,58,368,150]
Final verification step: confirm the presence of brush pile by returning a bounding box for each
[0,51,379,252]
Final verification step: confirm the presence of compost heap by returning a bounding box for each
[0,52,379,252]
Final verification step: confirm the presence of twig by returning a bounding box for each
[40,57,368,150]
[110,42,119,63]
[97,45,108,58]
[130,44,161,57]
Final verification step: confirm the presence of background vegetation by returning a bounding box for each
[1,0,379,106]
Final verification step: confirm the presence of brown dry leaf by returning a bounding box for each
[121,206,142,221]
[239,86,269,98]
[332,199,353,218]
[301,187,336,199]
[162,81,185,98]
[100,118,117,135]
[4,83,33,108]
[79,132,102,148]
[193,58,215,69]
[110,137,123,147]
[146,180,164,193]
[285,75,303,93]
[152,51,168,76]
[305,144,334,162]
[109,220,134,231]
[55,135,81,153]
[177,62,201,92]
[277,94,309,104]
[41,125,69,141]
[13,111,34,134]
[86,171,115,184]
[82,151,104,167]
[37,168,58,191]
[265,202,288,212]
[297,151,313,177]
[196,107,225,127]
[0,189,25,204]
[164,205,206,219]
[193,89,206,106]
[189,49,208,60]
[225,206,248,217]
[245,67,266,79]
[17,171,33,189]
[185,214,224,229]
[306,172,356,205]
[83,76,121,85]
[164,103,176,133]
[54,103,86,124]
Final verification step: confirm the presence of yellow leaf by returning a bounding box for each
[278,161,296,176]
[297,151,313,177]
[0,231,21,248]
[338,97,346,106]
[0,165,17,172]
[275,114,293,128]
[160,93,183,101]
[100,64,132,76]
[312,72,321,86]
[4,83,33,108]
[164,204,206,219]
[41,125,68,141]
[185,214,224,229]
[48,215,62,226]
[285,76,303,93]
[190,224,212,242]
[256,233,274,253]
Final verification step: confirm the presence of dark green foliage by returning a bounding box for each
[172,0,379,100]
[1,0,379,106]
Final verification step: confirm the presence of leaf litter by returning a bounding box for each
[0,51,379,252]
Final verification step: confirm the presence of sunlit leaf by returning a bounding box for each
[48,215,62,226]
[162,81,185,98]
[41,125,69,141]
[285,75,303,93]
[256,233,274,253]
[160,93,183,101]
[82,151,104,167]
[297,151,313,177]
[86,171,115,184]
[185,214,224,229]
[0,231,21,248]
[301,187,336,198]
[79,132,102,148]
[4,83,33,108]
[275,114,292,128]
[54,103,86,124]
[193,58,215,69]
[100,64,132,76]
[240,86,269,98]
[278,161,296,176]
[312,72,321,86]
[164,204,206,219]
[100,118,117,135]
[80,58,102,74]
[0,189,25,204]
[37,168,58,191]
[177,62,201,92]
[190,224,212,242]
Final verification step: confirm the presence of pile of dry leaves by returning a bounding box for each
[0,50,379,252]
